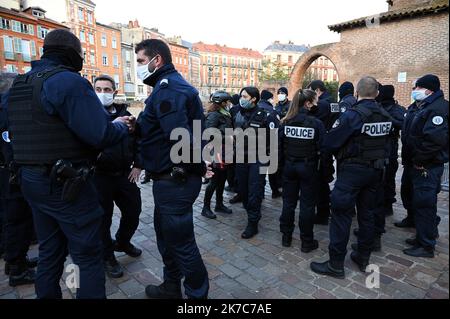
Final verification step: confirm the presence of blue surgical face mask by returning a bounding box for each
[411,89,429,102]
[239,97,254,109]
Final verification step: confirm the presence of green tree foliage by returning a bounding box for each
[261,60,290,82]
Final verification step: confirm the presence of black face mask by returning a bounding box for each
[42,45,84,72]
[309,104,318,113]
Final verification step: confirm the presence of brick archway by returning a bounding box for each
[288,42,345,97]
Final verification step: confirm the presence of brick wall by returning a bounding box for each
[290,12,449,107]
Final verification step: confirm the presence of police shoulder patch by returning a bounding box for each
[332,119,340,129]
[2,131,10,143]
[432,116,444,126]
[160,79,169,88]
[160,100,172,114]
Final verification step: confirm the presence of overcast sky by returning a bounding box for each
[95,0,388,51]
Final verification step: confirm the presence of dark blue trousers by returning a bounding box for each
[94,173,142,259]
[329,164,383,265]
[280,160,318,242]
[152,175,209,299]
[410,165,444,249]
[401,164,415,221]
[21,167,105,299]
[235,163,266,223]
[0,168,34,263]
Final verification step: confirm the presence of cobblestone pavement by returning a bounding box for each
[1,166,448,299]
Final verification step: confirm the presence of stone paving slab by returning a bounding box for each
[1,166,448,299]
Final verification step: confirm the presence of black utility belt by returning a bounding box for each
[341,158,386,168]
[150,167,192,183]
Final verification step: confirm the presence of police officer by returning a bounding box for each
[93,75,143,279]
[233,87,278,239]
[338,81,357,113]
[353,84,406,252]
[310,76,392,278]
[395,84,420,229]
[275,87,291,120]
[1,72,37,287]
[5,29,132,299]
[376,85,406,216]
[278,89,325,251]
[134,39,209,299]
[307,80,335,225]
[201,91,234,219]
[400,75,448,258]
[227,94,241,201]
[259,90,282,198]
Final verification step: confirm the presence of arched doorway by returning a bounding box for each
[288,43,345,99]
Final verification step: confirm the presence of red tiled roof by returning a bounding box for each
[193,42,263,59]
[0,6,68,29]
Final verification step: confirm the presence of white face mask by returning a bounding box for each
[96,92,114,107]
[137,56,158,81]
[411,89,429,102]
[278,94,287,102]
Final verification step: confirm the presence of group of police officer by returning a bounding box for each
[0,27,448,299]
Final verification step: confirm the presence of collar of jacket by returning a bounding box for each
[319,91,331,101]
[420,90,444,107]
[144,63,176,87]
[353,98,378,108]
[379,98,396,107]
[277,99,289,107]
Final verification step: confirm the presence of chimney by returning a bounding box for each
[128,20,133,28]
[134,19,140,28]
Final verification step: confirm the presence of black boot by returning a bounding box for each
[282,234,292,247]
[403,246,434,258]
[241,222,258,239]
[113,241,142,258]
[104,255,124,278]
[201,204,217,219]
[145,281,182,299]
[405,237,419,246]
[5,256,38,276]
[229,194,242,204]
[301,240,319,253]
[350,251,369,272]
[215,203,232,215]
[8,262,35,287]
[310,260,345,279]
[394,216,415,228]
